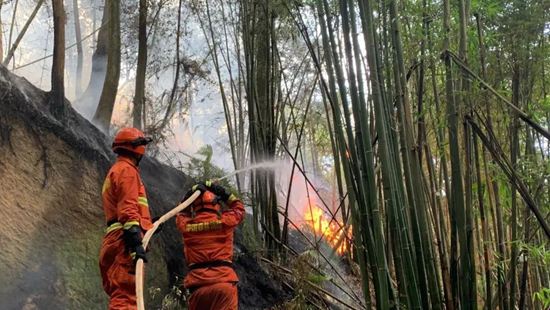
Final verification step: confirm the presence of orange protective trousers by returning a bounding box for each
[99,229,137,310]
[188,282,238,310]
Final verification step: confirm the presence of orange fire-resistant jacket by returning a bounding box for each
[101,156,153,231]
[100,156,153,309]
[176,193,245,289]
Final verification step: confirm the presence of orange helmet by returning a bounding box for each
[193,191,220,207]
[112,127,152,156]
[189,190,221,217]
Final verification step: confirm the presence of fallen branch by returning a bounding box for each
[136,190,201,310]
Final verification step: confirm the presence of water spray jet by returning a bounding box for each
[216,160,285,181]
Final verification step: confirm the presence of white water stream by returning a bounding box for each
[216,160,285,181]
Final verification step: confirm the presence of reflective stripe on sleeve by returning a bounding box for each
[105,222,123,234]
[102,178,111,195]
[138,196,148,207]
[123,220,140,230]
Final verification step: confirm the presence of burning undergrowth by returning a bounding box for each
[272,160,365,309]
[301,195,353,255]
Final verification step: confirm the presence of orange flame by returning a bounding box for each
[301,196,352,255]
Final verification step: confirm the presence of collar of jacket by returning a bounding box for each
[117,155,138,169]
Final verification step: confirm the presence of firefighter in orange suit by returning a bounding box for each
[99,127,154,309]
[176,181,245,310]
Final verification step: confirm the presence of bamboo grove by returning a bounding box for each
[192,0,550,308]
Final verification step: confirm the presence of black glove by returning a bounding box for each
[182,183,208,202]
[131,245,147,263]
[206,181,231,202]
[152,216,164,235]
[123,225,147,263]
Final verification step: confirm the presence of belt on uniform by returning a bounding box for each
[105,221,123,234]
[188,260,234,271]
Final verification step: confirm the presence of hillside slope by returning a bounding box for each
[0,66,286,309]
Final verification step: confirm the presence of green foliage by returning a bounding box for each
[185,145,228,185]
[306,272,330,285]
[533,287,550,308]
[520,242,550,266]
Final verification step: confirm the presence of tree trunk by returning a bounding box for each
[92,0,120,132]
[72,0,83,98]
[428,17,454,309]
[519,129,535,310]
[201,0,242,190]
[78,0,110,117]
[242,0,281,254]
[475,13,507,308]
[388,0,441,307]
[358,0,423,307]
[509,61,521,310]
[133,0,148,130]
[474,130,492,309]
[50,0,66,120]
[457,0,478,308]
[0,1,3,61]
[339,0,390,306]
[157,0,183,132]
[443,0,461,307]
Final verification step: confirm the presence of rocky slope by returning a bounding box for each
[0,65,286,309]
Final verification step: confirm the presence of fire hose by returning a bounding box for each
[136,190,201,310]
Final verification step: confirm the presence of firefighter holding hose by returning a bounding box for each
[99,127,154,309]
[177,181,245,310]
